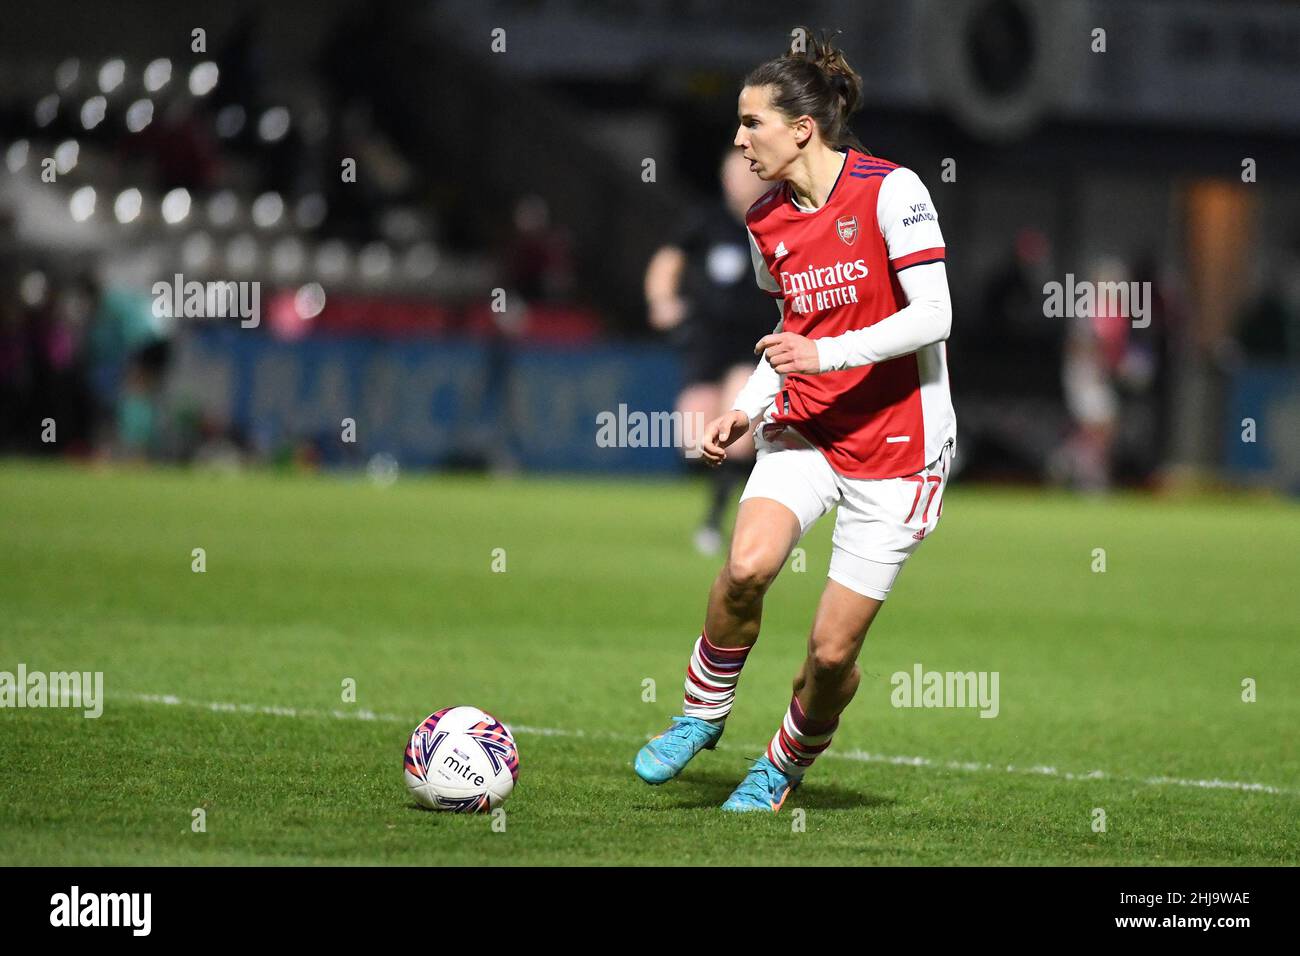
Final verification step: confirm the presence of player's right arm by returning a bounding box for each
[644,244,687,331]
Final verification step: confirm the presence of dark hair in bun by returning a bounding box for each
[744,27,867,153]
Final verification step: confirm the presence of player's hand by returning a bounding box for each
[698,409,751,468]
[755,331,821,374]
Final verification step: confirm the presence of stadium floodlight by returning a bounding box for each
[34,94,59,128]
[359,242,394,282]
[188,62,219,97]
[226,233,259,273]
[294,282,326,320]
[404,242,439,280]
[54,140,79,175]
[54,58,79,92]
[114,188,143,224]
[182,232,214,270]
[98,59,126,95]
[257,107,290,143]
[161,188,192,225]
[143,58,172,93]
[80,96,107,130]
[272,238,306,277]
[69,186,96,222]
[5,140,29,173]
[125,99,154,133]
[19,271,48,308]
[215,105,245,139]
[294,194,327,230]
[315,239,351,280]
[207,190,239,227]
[251,192,284,229]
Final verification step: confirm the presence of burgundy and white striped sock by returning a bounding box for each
[766,694,839,778]
[682,630,752,723]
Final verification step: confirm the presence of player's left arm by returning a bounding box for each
[814,262,950,371]
[758,167,951,375]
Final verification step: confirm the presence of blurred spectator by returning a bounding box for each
[0,282,30,452]
[979,226,1055,349]
[83,275,172,455]
[1128,252,1185,480]
[504,194,573,305]
[1051,256,1158,492]
[644,147,769,554]
[1236,236,1300,362]
[116,340,171,459]
[29,269,94,455]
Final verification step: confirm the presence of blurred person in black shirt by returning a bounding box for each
[1236,233,1300,362]
[645,148,770,554]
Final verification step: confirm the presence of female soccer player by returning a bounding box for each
[634,31,956,812]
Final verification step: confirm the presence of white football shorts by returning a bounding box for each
[738,422,954,601]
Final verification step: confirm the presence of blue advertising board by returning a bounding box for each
[1223,364,1300,493]
[177,328,698,474]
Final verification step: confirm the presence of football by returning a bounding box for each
[403,706,520,812]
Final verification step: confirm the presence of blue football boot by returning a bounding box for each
[634,715,723,784]
[720,754,800,812]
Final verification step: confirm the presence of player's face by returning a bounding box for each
[734,84,800,181]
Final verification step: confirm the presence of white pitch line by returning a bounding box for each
[125,692,1299,798]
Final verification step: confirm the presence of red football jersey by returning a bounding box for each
[745,147,955,479]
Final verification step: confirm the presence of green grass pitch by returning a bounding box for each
[1,461,1296,865]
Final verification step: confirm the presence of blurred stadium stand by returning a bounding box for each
[1,0,1297,488]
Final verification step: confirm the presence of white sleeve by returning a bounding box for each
[876,166,945,267]
[729,301,785,421]
[747,227,781,297]
[813,167,949,372]
[814,262,951,371]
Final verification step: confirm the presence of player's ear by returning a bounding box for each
[792,114,815,146]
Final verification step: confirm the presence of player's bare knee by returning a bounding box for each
[807,642,855,678]
[723,551,779,602]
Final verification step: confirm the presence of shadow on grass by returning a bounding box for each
[634,768,896,811]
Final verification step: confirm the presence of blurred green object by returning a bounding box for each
[89,287,168,369]
[116,391,155,453]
